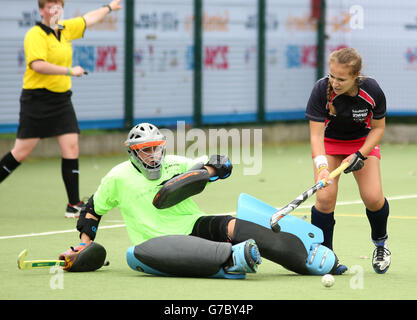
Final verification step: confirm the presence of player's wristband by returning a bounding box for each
[103,4,112,12]
[317,165,328,174]
[68,67,72,76]
[313,155,328,170]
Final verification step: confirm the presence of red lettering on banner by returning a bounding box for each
[108,46,117,71]
[96,46,117,71]
[204,47,217,68]
[219,46,228,69]
[204,46,228,70]
[301,45,316,67]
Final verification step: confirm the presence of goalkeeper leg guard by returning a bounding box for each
[235,193,338,275]
[126,235,261,279]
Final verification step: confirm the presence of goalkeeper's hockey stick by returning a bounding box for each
[17,249,110,270]
[17,249,65,269]
[270,161,350,232]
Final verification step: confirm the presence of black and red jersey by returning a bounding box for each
[305,76,386,140]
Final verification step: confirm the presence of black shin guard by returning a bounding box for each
[61,158,80,205]
[0,152,20,183]
[232,218,310,275]
[366,198,389,242]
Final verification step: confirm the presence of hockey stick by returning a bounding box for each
[270,161,350,232]
[17,249,65,269]
[17,249,110,270]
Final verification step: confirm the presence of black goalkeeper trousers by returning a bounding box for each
[190,215,310,274]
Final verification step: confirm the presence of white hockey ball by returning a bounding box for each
[321,274,335,288]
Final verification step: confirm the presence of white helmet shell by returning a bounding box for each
[124,123,167,180]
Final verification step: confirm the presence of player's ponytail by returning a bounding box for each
[326,80,336,116]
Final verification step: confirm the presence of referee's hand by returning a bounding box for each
[110,0,123,11]
[71,66,86,77]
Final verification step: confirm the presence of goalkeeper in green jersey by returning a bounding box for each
[59,123,340,277]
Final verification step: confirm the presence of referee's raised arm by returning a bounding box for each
[83,0,123,28]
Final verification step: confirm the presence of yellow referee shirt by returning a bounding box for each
[23,17,86,93]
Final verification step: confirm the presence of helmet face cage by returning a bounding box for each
[132,144,165,170]
[125,123,167,180]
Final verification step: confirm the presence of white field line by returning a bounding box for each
[1,194,416,240]
[0,224,125,240]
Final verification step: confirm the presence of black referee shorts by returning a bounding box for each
[17,89,80,139]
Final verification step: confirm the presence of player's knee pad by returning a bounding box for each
[235,193,338,275]
[126,235,239,278]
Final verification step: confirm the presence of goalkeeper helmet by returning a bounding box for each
[125,123,167,180]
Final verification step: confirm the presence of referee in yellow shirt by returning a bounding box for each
[0,0,122,218]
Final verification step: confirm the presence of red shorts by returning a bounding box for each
[323,137,381,159]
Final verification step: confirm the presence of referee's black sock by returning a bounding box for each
[311,206,336,250]
[366,198,389,243]
[61,158,80,205]
[0,152,21,183]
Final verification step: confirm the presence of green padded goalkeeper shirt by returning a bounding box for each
[93,155,208,245]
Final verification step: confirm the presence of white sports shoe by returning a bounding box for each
[372,240,391,274]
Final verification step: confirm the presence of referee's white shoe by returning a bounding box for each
[372,239,391,274]
[65,201,85,219]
